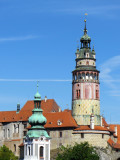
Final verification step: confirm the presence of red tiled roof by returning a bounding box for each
[44,112,78,128]
[0,99,60,123]
[109,124,120,144]
[27,112,78,128]
[0,111,16,122]
[21,99,60,112]
[108,138,120,149]
[74,125,109,131]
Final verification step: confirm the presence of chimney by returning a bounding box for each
[101,116,102,126]
[45,96,47,102]
[17,103,20,113]
[90,114,94,129]
[115,126,117,136]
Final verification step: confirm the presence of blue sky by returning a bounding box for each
[0,0,120,124]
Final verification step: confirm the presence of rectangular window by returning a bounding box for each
[81,133,84,138]
[102,134,104,139]
[23,123,27,129]
[96,90,99,99]
[23,131,27,136]
[8,129,10,138]
[3,129,5,138]
[59,131,62,138]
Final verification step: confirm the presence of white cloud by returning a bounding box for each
[0,35,39,42]
[100,55,120,95]
[0,79,71,82]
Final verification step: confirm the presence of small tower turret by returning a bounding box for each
[24,84,50,160]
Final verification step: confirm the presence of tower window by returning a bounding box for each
[96,90,99,99]
[76,90,80,99]
[40,146,44,157]
[28,146,30,155]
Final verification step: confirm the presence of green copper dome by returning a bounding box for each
[29,108,47,125]
[80,34,91,41]
[34,91,41,100]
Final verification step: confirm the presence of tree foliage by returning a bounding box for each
[56,142,99,160]
[0,145,18,160]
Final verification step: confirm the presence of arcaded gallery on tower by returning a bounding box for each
[0,20,120,160]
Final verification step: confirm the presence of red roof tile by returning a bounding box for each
[27,112,78,128]
[0,99,60,123]
[21,99,60,112]
[74,125,109,131]
[0,111,16,122]
[44,112,78,128]
[108,138,120,149]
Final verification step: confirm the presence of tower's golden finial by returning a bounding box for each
[84,13,88,22]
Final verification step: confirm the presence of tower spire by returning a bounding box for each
[37,81,39,92]
[84,19,87,35]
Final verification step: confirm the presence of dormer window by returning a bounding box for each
[57,120,62,126]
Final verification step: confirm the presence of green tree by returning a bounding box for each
[0,145,18,160]
[56,142,99,160]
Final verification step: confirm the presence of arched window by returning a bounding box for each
[8,129,10,138]
[14,144,16,152]
[28,146,30,156]
[40,146,44,157]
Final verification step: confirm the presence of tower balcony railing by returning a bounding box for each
[72,79,99,83]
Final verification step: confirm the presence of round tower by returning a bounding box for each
[72,20,100,126]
